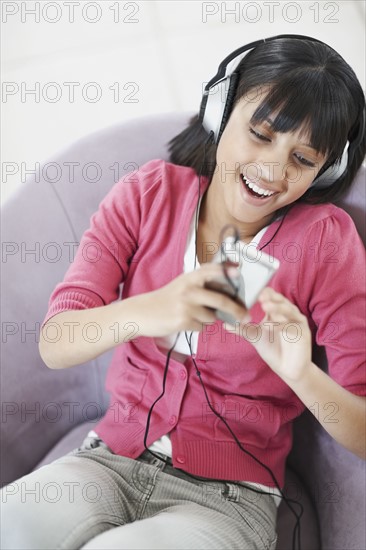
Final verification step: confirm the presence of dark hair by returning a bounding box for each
[168,37,366,205]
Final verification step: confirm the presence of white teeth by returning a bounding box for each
[243,176,275,197]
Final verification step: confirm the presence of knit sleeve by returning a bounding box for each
[298,208,366,396]
[41,160,163,328]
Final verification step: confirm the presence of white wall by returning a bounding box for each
[2,0,365,205]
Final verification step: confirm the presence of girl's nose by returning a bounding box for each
[255,148,300,186]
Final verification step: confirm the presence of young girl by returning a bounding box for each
[2,35,366,550]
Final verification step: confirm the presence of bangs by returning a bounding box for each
[248,72,355,163]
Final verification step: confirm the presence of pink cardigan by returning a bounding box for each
[41,159,366,487]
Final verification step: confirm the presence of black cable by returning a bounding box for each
[258,205,293,252]
[184,332,303,550]
[142,135,303,549]
[142,332,180,454]
[142,327,303,550]
[143,129,214,461]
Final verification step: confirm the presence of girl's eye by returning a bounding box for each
[249,127,271,142]
[294,154,316,168]
[249,127,316,168]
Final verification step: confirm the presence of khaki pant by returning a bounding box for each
[1,434,278,549]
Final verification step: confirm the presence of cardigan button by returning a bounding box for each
[169,415,177,426]
[179,370,187,379]
[176,455,186,464]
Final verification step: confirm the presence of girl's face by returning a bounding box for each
[210,94,328,230]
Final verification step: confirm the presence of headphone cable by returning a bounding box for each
[142,133,303,549]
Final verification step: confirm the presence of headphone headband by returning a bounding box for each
[199,34,365,189]
[203,34,326,93]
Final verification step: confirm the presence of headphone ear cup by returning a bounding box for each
[216,73,239,143]
[311,141,350,189]
[200,73,240,143]
[199,93,209,126]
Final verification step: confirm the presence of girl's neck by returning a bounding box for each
[197,182,272,254]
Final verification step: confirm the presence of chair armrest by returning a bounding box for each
[288,411,366,550]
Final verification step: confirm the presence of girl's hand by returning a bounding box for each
[225,288,312,383]
[126,263,248,339]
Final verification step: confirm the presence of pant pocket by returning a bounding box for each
[222,483,278,550]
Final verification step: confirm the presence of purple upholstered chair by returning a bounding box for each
[1,113,365,549]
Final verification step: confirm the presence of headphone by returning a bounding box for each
[199,34,365,189]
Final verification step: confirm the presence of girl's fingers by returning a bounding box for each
[259,287,284,302]
[259,289,304,323]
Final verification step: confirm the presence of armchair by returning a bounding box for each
[1,112,365,549]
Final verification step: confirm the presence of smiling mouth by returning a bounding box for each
[240,174,278,199]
